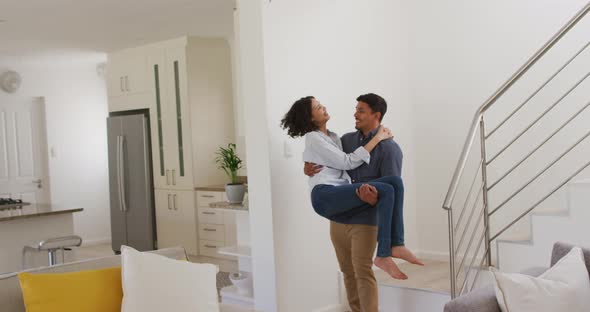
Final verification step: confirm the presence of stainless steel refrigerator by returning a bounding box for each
[107,113,156,253]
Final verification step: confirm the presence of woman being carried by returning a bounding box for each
[281,96,423,280]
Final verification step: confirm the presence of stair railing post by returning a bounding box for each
[448,208,457,298]
[479,117,493,266]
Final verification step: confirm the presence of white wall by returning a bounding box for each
[236,1,590,310]
[235,1,278,311]
[242,0,418,311]
[410,0,590,255]
[0,54,111,245]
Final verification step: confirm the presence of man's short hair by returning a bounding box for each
[357,93,387,122]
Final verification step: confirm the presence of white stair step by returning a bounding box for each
[497,181,590,273]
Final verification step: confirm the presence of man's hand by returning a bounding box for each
[304,162,323,177]
[356,184,378,206]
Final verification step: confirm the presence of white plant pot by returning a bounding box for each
[225,183,246,204]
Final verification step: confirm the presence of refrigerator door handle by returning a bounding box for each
[172,169,176,185]
[166,170,170,185]
[167,194,172,210]
[173,194,178,210]
[119,136,128,212]
[117,136,124,212]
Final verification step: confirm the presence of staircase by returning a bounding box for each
[497,179,590,273]
[443,2,590,299]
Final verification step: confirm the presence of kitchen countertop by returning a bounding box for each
[209,201,249,212]
[195,184,248,192]
[0,204,83,222]
[195,185,227,192]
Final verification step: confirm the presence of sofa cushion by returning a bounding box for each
[443,285,500,312]
[491,247,590,312]
[121,245,219,312]
[0,247,187,312]
[18,267,122,312]
[552,241,590,277]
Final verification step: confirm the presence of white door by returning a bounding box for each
[0,96,50,203]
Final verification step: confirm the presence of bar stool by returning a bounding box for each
[22,235,83,269]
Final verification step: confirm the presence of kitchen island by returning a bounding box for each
[0,204,83,274]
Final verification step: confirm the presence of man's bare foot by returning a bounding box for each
[374,257,408,280]
[391,246,425,266]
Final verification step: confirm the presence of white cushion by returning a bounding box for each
[491,247,590,312]
[121,245,220,312]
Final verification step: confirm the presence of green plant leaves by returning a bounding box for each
[215,143,243,184]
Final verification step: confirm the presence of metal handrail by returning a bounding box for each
[443,2,590,210]
[487,72,590,165]
[486,41,590,139]
[445,2,590,299]
[489,125,590,216]
[491,158,590,241]
[489,101,590,190]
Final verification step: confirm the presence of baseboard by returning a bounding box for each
[313,304,347,312]
[81,237,111,247]
[416,250,449,261]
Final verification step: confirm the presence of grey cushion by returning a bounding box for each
[445,242,590,312]
[551,241,590,277]
[443,285,499,312]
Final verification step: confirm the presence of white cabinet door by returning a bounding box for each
[124,49,150,95]
[171,189,198,254]
[106,48,151,108]
[155,189,198,254]
[155,189,176,250]
[106,53,126,99]
[162,47,194,190]
[147,49,171,189]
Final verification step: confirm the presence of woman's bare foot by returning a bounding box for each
[374,257,408,280]
[391,246,425,266]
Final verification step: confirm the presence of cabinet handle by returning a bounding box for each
[166,170,170,185]
[120,77,124,92]
[125,76,130,91]
[172,169,176,185]
[203,228,217,232]
[167,194,172,210]
[204,245,216,248]
[201,195,214,198]
[202,212,216,215]
[173,194,178,210]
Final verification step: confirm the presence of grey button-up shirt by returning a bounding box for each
[302,130,371,189]
[331,127,403,225]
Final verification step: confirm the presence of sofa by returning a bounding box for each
[0,247,257,312]
[444,242,590,312]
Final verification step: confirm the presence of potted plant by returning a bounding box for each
[215,143,245,204]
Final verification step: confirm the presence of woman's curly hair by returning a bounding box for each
[280,96,318,138]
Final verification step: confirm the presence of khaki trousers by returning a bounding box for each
[330,221,378,312]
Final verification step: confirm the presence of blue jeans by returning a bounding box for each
[311,176,405,257]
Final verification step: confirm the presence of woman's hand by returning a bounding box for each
[375,126,394,142]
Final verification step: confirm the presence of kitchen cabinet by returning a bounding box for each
[196,190,236,259]
[155,189,197,255]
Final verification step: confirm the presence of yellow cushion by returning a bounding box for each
[18,267,122,312]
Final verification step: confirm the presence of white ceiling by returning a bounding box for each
[0,0,234,58]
